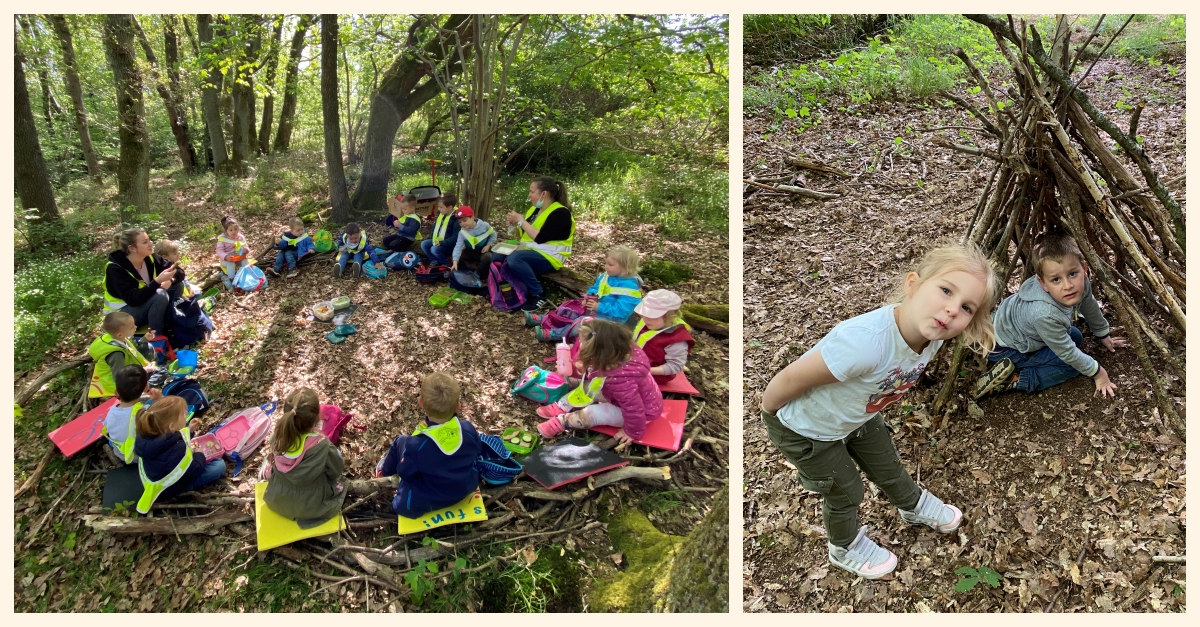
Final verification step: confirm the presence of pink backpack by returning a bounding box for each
[539,299,587,332]
[209,405,272,475]
[317,404,356,445]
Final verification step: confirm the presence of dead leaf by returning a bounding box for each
[522,546,539,567]
[1018,507,1038,535]
[608,552,623,567]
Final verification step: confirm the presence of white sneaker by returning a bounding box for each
[899,489,963,533]
[828,526,898,579]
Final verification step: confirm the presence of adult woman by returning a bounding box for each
[496,176,576,311]
[103,228,183,334]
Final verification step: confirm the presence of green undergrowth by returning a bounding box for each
[590,508,684,612]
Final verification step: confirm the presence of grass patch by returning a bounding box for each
[13,255,107,371]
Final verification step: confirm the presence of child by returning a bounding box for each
[335,222,382,279]
[631,289,695,385]
[536,319,663,446]
[103,365,164,465]
[419,193,462,266]
[216,216,251,290]
[88,312,156,399]
[377,372,483,517]
[261,388,347,527]
[450,207,496,272]
[133,396,226,514]
[758,244,999,579]
[266,218,315,279]
[382,193,422,253]
[974,231,1126,400]
[526,245,643,342]
[153,239,191,297]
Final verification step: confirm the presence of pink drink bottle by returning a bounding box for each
[556,338,572,376]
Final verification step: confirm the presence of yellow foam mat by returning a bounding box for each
[397,489,487,534]
[255,482,346,551]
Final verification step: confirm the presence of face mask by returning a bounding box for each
[535,198,544,209]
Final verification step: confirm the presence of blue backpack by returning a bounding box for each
[511,366,569,404]
[162,378,211,417]
[475,434,523,485]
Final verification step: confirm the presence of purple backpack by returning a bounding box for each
[540,299,587,332]
[487,261,527,311]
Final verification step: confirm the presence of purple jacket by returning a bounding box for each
[597,345,663,440]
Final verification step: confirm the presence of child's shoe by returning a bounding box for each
[333,264,344,279]
[265,267,280,277]
[973,358,1016,400]
[537,403,566,419]
[899,489,962,533]
[352,262,363,279]
[524,311,542,327]
[286,268,299,279]
[828,526,898,580]
[537,415,567,438]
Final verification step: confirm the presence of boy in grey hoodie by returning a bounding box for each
[974,232,1126,400]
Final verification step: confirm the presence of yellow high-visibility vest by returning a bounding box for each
[87,334,150,398]
[632,318,691,347]
[519,202,574,269]
[104,401,145,464]
[102,259,160,314]
[432,213,453,245]
[565,376,606,409]
[463,226,496,248]
[137,427,195,514]
[596,274,643,299]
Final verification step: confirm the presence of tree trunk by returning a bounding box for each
[197,15,229,173]
[14,28,61,244]
[349,14,475,219]
[664,485,728,612]
[103,14,150,216]
[257,16,284,154]
[273,15,312,152]
[19,16,56,137]
[321,15,352,222]
[161,16,199,173]
[48,15,103,184]
[131,16,196,174]
[229,15,263,177]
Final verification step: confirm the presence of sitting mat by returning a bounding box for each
[591,399,688,452]
[254,482,345,551]
[657,372,701,396]
[49,397,120,457]
[397,488,487,535]
[102,464,143,513]
[521,437,629,490]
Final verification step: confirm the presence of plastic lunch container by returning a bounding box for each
[332,296,352,310]
[313,300,335,321]
[428,286,454,308]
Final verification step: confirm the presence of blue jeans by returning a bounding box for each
[420,239,453,266]
[338,251,366,270]
[273,249,298,272]
[493,249,555,300]
[988,326,1085,393]
[183,458,227,492]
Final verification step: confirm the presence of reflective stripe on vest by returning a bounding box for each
[463,226,496,249]
[218,235,244,255]
[520,202,574,269]
[104,401,144,464]
[282,233,311,247]
[565,376,606,408]
[596,274,643,299]
[102,260,152,314]
[432,213,452,244]
[400,214,421,228]
[342,233,368,253]
[137,427,194,514]
[412,417,463,455]
[88,334,151,398]
[632,318,691,348]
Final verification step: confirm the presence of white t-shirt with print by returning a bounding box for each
[777,304,942,441]
[104,397,150,456]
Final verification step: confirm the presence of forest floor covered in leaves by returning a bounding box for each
[742,56,1185,612]
[13,159,729,612]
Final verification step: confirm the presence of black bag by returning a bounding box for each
[161,378,211,417]
[167,297,214,349]
[414,263,450,284]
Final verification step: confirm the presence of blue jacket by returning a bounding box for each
[338,232,380,265]
[587,273,644,324]
[380,417,482,517]
[274,231,316,258]
[386,214,422,241]
[134,430,207,503]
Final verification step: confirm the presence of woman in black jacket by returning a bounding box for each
[102,228,183,334]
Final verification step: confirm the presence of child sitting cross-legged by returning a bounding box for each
[266,217,315,279]
[537,319,663,445]
[631,289,696,385]
[133,396,227,514]
[376,372,483,517]
[103,365,164,466]
[216,216,252,290]
[260,388,347,527]
[334,222,382,280]
[88,312,156,400]
[382,193,422,253]
[526,245,644,342]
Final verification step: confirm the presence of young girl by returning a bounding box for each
[536,319,663,445]
[632,289,695,385]
[216,216,251,289]
[132,396,226,514]
[383,193,422,253]
[261,388,347,527]
[526,245,644,342]
[759,244,999,579]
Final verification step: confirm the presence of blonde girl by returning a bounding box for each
[133,396,226,513]
[261,388,347,527]
[527,245,644,341]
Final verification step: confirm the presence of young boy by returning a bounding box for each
[153,240,189,295]
[420,193,462,266]
[267,217,315,279]
[88,312,156,399]
[334,222,381,279]
[383,193,422,253]
[104,365,164,465]
[377,372,483,517]
[450,207,497,272]
[975,231,1126,400]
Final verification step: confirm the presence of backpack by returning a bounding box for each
[232,265,267,292]
[487,261,528,311]
[475,433,523,485]
[511,365,569,404]
[161,378,211,418]
[144,332,177,365]
[317,404,356,445]
[362,260,387,280]
[209,405,272,476]
[384,251,419,271]
[167,297,214,348]
[414,263,450,284]
[540,299,587,333]
[313,230,335,253]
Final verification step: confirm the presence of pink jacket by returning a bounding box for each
[596,345,663,440]
[216,233,250,262]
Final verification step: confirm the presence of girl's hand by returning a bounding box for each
[573,360,584,374]
[584,298,598,312]
[187,418,201,432]
[1099,336,1127,352]
[147,388,164,401]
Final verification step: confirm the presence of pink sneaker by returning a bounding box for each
[899,489,963,533]
[828,526,898,580]
[537,403,565,419]
[537,416,566,438]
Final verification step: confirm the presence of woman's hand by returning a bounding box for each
[154,266,177,284]
[505,211,523,226]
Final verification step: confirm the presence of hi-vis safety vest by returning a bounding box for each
[463,226,496,249]
[282,432,324,458]
[282,233,311,247]
[218,235,245,255]
[104,401,145,464]
[88,334,151,398]
[566,376,606,409]
[412,417,463,455]
[102,259,160,314]
[519,202,574,269]
[341,232,368,253]
[596,274,643,299]
[633,318,691,347]
[432,213,453,245]
[137,427,194,514]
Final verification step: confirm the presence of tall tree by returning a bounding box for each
[229,15,263,175]
[15,23,61,246]
[348,14,475,218]
[132,16,197,173]
[47,14,102,183]
[273,14,312,152]
[103,14,150,216]
[257,15,284,154]
[197,15,229,173]
[321,15,352,222]
[18,16,60,137]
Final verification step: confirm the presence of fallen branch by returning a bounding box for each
[82,509,252,535]
[742,179,840,200]
[1152,555,1185,564]
[14,446,57,500]
[783,153,850,178]
[15,353,92,407]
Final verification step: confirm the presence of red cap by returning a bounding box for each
[455,206,475,219]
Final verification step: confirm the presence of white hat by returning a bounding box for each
[634,290,682,319]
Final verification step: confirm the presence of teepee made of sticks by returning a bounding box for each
[930,15,1185,436]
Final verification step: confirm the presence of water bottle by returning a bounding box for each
[556,338,572,377]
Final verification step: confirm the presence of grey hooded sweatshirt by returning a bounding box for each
[992,274,1110,377]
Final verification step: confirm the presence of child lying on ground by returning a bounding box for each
[266,217,315,279]
[88,312,155,400]
[376,372,483,517]
[261,388,347,527]
[133,396,226,514]
[526,245,644,342]
[104,365,164,465]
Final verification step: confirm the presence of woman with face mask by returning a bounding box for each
[497,176,576,311]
